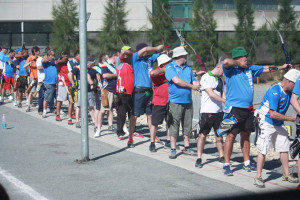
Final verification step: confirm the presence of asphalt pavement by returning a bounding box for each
[0,98,299,200]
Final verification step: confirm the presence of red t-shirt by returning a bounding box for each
[151,68,168,106]
[116,57,134,95]
[58,63,69,86]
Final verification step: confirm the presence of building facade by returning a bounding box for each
[0,0,299,49]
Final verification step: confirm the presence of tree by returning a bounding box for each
[147,0,173,47]
[98,0,132,54]
[188,0,217,69]
[234,0,255,60]
[51,0,79,54]
[264,0,300,64]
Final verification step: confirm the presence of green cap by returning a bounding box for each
[232,46,248,59]
[121,46,131,51]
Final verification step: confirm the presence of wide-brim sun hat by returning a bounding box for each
[157,54,172,67]
[284,69,300,83]
[172,46,188,58]
[232,46,248,59]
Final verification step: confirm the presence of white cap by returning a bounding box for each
[157,54,172,67]
[284,69,300,83]
[172,46,188,58]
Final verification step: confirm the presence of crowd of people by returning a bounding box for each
[0,44,299,190]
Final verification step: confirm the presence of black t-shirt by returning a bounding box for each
[102,62,117,93]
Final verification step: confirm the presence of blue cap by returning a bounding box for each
[16,48,22,53]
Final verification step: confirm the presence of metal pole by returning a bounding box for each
[79,0,89,162]
[21,21,24,47]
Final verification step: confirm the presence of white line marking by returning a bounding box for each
[0,167,48,200]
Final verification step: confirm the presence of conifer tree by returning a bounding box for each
[98,0,132,54]
[188,0,217,69]
[51,0,79,54]
[234,0,255,60]
[147,0,173,47]
[265,0,300,64]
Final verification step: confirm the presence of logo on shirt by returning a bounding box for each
[273,92,278,95]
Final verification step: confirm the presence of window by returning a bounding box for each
[24,22,52,33]
[0,22,21,33]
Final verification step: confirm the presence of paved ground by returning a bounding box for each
[0,95,299,200]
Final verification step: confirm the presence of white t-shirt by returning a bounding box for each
[36,57,45,83]
[200,73,224,113]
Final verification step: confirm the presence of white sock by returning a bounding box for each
[43,110,47,114]
[244,160,250,166]
[224,163,230,166]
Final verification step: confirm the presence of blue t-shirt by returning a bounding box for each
[4,57,15,77]
[131,52,159,88]
[223,64,264,109]
[292,76,300,96]
[42,60,57,84]
[259,83,291,126]
[165,60,196,103]
[13,57,28,76]
[101,61,117,93]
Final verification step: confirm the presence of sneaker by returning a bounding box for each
[118,135,125,140]
[13,101,17,106]
[155,136,160,143]
[75,122,81,128]
[133,132,144,138]
[127,140,135,148]
[123,126,129,136]
[94,126,97,133]
[42,112,47,118]
[223,165,233,176]
[254,177,265,188]
[219,156,225,164]
[68,119,73,125]
[296,184,300,190]
[0,98,4,103]
[108,125,116,132]
[26,106,30,112]
[169,149,177,159]
[71,114,76,119]
[60,110,67,117]
[18,103,22,108]
[282,173,298,183]
[149,143,157,152]
[38,112,43,115]
[94,129,101,138]
[55,115,61,121]
[8,95,13,100]
[243,162,257,172]
[195,158,203,168]
[164,142,180,150]
[182,147,197,156]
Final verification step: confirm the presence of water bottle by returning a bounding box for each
[2,114,7,128]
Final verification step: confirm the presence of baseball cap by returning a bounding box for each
[87,57,95,63]
[121,46,131,51]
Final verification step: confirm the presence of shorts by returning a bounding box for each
[77,90,95,107]
[169,102,193,137]
[199,112,223,135]
[229,107,254,134]
[44,84,56,102]
[2,76,15,89]
[257,119,290,155]
[132,87,153,117]
[17,76,28,93]
[28,78,37,93]
[101,91,116,110]
[95,90,102,110]
[152,105,168,125]
[57,85,68,101]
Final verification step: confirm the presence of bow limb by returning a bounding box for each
[263,11,290,65]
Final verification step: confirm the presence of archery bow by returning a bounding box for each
[263,11,290,72]
[161,3,206,71]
